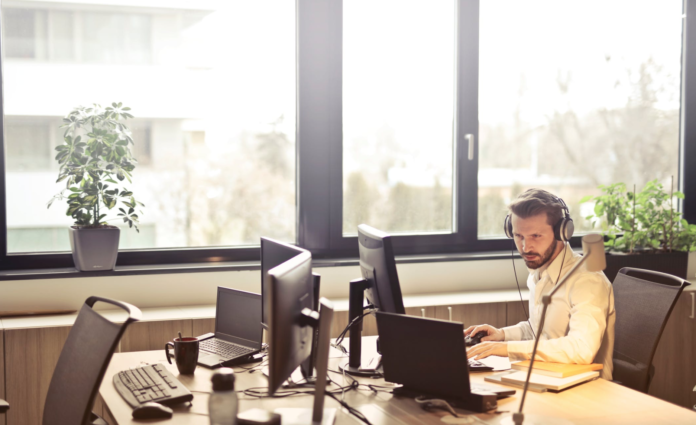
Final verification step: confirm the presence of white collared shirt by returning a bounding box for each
[502,243,616,380]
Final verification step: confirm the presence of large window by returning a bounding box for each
[1,0,694,270]
[478,0,683,237]
[342,0,456,236]
[2,1,296,257]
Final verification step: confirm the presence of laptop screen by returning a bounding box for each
[215,287,263,348]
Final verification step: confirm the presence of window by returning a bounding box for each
[2,1,295,261]
[478,0,683,238]
[1,0,695,270]
[2,7,150,63]
[342,0,456,236]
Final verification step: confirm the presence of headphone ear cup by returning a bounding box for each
[563,218,574,242]
[504,214,513,238]
[553,219,563,241]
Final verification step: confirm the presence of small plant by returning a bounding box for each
[48,103,144,231]
[581,178,696,253]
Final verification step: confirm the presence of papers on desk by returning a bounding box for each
[476,355,511,371]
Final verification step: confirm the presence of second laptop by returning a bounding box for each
[197,287,263,368]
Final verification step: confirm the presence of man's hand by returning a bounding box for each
[466,341,508,360]
[464,324,505,342]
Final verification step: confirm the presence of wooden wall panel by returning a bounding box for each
[120,320,193,353]
[192,319,215,337]
[331,310,349,339]
[5,326,71,425]
[434,303,506,329]
[506,301,530,327]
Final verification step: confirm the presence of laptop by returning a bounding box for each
[197,287,263,368]
[375,312,515,412]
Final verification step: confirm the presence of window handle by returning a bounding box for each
[690,293,695,319]
[448,306,453,321]
[465,134,475,160]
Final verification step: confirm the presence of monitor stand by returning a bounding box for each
[275,298,337,425]
[338,278,382,377]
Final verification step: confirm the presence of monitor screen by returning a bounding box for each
[261,237,307,327]
[215,287,262,348]
[358,224,406,314]
[266,251,314,394]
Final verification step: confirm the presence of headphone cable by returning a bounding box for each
[511,239,536,340]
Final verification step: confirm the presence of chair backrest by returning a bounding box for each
[612,267,689,393]
[43,296,141,425]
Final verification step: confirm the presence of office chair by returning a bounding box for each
[612,267,689,393]
[43,296,141,425]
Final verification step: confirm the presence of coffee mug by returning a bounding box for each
[165,337,199,374]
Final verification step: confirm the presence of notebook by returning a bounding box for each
[500,370,600,392]
[511,361,603,378]
[197,287,263,368]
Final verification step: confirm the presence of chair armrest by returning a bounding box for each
[85,296,142,323]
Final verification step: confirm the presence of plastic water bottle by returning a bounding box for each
[209,368,238,425]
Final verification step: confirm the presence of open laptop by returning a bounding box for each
[376,312,515,413]
[197,287,263,368]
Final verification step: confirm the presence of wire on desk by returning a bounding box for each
[331,307,376,353]
[241,369,376,425]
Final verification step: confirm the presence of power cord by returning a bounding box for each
[331,306,376,353]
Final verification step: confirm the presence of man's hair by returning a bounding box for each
[508,189,564,227]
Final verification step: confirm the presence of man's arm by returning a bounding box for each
[501,319,535,342]
[507,274,612,364]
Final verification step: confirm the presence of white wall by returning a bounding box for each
[0,257,529,312]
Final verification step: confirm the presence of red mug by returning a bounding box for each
[165,337,199,374]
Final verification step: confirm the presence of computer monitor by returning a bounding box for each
[261,237,308,328]
[340,224,406,376]
[358,224,406,314]
[267,251,336,425]
[261,237,320,381]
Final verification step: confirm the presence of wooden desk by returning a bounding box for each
[100,347,696,425]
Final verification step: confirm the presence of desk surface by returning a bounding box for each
[100,347,696,425]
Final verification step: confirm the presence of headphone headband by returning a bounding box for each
[504,195,574,242]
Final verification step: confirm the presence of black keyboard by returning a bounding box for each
[113,364,193,408]
[200,338,255,359]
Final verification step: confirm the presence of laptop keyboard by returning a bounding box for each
[200,338,254,358]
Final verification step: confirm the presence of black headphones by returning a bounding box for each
[503,196,574,242]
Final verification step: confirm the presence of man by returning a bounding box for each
[465,189,615,380]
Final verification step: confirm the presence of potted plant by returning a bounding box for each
[580,179,696,282]
[48,103,144,271]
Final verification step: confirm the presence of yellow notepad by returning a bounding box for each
[501,370,600,392]
[511,361,603,378]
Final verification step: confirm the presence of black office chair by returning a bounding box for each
[612,267,689,393]
[43,296,141,425]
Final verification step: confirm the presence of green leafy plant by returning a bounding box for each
[48,103,144,231]
[581,179,696,253]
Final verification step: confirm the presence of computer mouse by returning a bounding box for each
[465,332,484,347]
[132,402,174,420]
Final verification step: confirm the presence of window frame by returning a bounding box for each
[1,0,695,271]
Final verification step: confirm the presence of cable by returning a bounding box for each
[512,239,535,340]
[331,307,375,352]
[241,372,374,425]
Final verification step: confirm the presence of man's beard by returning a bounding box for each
[523,240,558,269]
